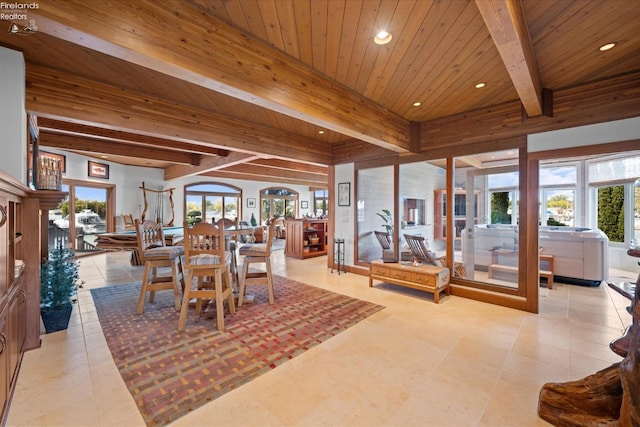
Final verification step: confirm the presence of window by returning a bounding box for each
[260,187,298,223]
[539,165,577,227]
[313,189,328,217]
[597,185,625,242]
[588,154,640,245]
[184,182,241,225]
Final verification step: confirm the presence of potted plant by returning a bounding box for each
[376,209,393,234]
[40,244,80,333]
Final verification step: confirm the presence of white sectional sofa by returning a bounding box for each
[461,224,609,285]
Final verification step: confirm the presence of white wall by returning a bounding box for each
[334,163,355,266]
[0,46,27,183]
[528,117,640,151]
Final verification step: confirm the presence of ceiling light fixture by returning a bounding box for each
[374,30,392,45]
[318,130,324,134]
[413,102,422,107]
[475,82,486,89]
[599,42,616,52]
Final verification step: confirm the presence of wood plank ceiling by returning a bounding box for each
[0,0,638,187]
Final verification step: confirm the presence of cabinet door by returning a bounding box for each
[0,307,8,422]
[8,278,26,388]
[0,197,7,297]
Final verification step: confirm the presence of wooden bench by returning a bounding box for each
[488,250,554,288]
[488,264,554,288]
[369,260,450,303]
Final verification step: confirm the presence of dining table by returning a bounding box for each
[95,224,261,266]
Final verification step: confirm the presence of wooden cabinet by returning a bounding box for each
[0,171,64,425]
[8,276,26,389]
[0,307,8,420]
[434,189,481,240]
[284,219,328,259]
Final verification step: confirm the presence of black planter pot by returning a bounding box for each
[41,305,73,333]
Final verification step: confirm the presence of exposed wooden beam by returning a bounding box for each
[38,131,199,166]
[248,159,328,175]
[420,71,640,149]
[26,65,332,166]
[332,140,397,165]
[202,171,327,187]
[37,118,230,157]
[222,164,327,184]
[475,0,543,117]
[164,152,258,181]
[31,0,412,153]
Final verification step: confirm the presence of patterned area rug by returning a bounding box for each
[90,276,384,426]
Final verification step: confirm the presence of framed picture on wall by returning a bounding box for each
[301,201,309,209]
[88,161,109,179]
[39,151,67,173]
[247,198,256,208]
[338,182,350,206]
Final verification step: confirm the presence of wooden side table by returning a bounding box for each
[488,249,554,288]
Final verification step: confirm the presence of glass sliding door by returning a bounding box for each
[74,185,108,252]
[50,181,112,254]
[399,161,446,264]
[356,166,395,263]
[456,152,522,291]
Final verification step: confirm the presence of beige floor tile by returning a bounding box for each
[7,250,635,426]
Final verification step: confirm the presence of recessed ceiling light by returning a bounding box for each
[374,31,392,45]
[412,102,422,107]
[599,42,616,52]
[318,130,324,134]
[475,82,486,89]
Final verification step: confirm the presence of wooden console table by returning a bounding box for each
[369,260,450,303]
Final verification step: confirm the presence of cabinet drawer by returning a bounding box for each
[371,265,411,282]
[412,273,436,287]
[387,269,411,281]
[370,265,388,276]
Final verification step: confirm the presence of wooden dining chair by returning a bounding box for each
[179,221,236,331]
[135,219,185,314]
[121,213,135,230]
[238,220,276,306]
[216,217,240,286]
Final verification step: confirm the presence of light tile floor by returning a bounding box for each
[6,249,637,426]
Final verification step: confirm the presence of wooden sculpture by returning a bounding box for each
[538,248,640,426]
[140,182,175,226]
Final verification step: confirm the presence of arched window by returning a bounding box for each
[184,182,242,225]
[260,187,298,223]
